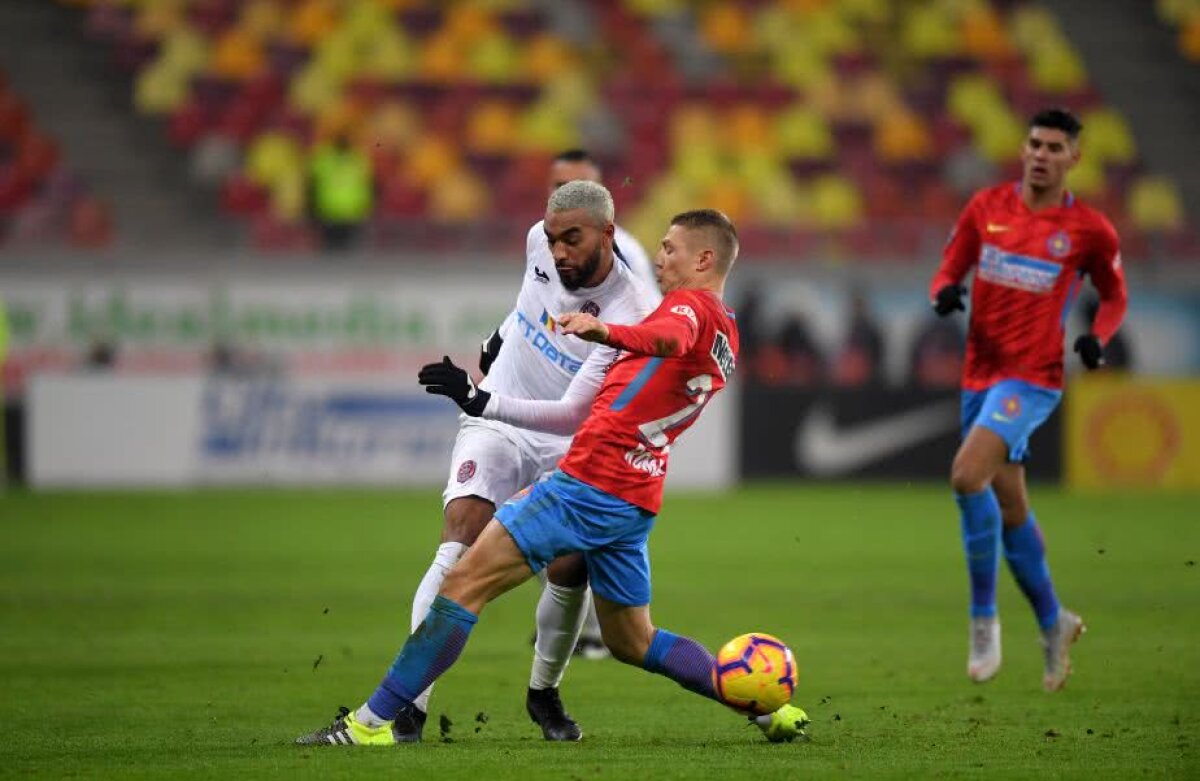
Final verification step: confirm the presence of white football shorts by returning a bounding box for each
[441,416,569,508]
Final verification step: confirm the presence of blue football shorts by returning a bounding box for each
[961,378,1062,463]
[495,470,656,607]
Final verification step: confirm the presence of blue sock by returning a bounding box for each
[957,489,1001,619]
[642,629,718,701]
[1003,513,1060,631]
[366,595,478,719]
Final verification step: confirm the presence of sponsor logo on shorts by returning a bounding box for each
[457,460,477,483]
[581,301,601,317]
[624,444,666,477]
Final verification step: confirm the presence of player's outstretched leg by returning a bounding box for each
[594,596,809,743]
[400,496,494,739]
[296,520,534,747]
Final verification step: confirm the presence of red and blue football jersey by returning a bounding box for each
[931,182,1128,391]
[559,289,739,513]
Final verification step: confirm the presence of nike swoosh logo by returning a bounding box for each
[986,224,1010,234]
[794,399,961,476]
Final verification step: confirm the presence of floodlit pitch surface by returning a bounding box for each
[1,486,1195,779]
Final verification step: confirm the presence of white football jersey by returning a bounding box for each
[480,220,660,450]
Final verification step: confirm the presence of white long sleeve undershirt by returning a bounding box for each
[481,344,612,435]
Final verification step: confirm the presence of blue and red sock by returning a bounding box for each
[366,594,477,720]
[1002,512,1060,630]
[957,488,1001,619]
[642,628,718,701]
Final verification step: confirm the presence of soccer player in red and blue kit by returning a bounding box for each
[930,108,1128,691]
[296,210,809,746]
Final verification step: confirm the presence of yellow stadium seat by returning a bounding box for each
[699,3,751,56]
[360,27,417,80]
[240,0,286,40]
[1181,14,1200,61]
[523,34,578,84]
[811,174,864,229]
[465,100,521,154]
[1081,108,1137,165]
[287,0,340,48]
[289,62,343,115]
[723,105,775,155]
[901,4,962,59]
[134,60,191,115]
[360,100,422,154]
[961,5,1014,61]
[405,134,461,189]
[774,104,835,161]
[428,167,490,223]
[874,109,934,163]
[754,170,808,227]
[246,131,304,189]
[973,108,1025,163]
[211,27,267,82]
[1065,156,1105,198]
[468,31,522,84]
[1027,42,1087,93]
[419,31,469,83]
[1128,175,1184,231]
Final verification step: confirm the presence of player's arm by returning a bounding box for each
[418,347,608,435]
[559,297,700,358]
[930,193,983,315]
[1074,221,1129,369]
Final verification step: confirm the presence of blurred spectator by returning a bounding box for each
[756,313,825,387]
[908,316,964,388]
[308,134,373,251]
[833,287,884,387]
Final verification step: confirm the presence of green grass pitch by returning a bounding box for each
[1,485,1197,779]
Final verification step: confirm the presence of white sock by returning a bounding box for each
[356,703,388,728]
[529,582,589,690]
[578,599,604,643]
[409,541,467,712]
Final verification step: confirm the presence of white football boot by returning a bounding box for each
[968,616,1002,683]
[1041,608,1085,692]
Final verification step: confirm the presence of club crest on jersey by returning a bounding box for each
[581,301,601,317]
[456,460,477,483]
[1046,230,1071,258]
[533,266,550,284]
[710,331,735,381]
[540,309,557,332]
[978,244,1062,294]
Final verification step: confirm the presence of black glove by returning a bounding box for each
[479,328,503,376]
[418,356,490,416]
[1073,334,1104,370]
[932,284,967,316]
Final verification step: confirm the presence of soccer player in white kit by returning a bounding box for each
[397,181,659,742]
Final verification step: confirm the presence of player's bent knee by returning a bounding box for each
[950,457,989,494]
[442,496,496,545]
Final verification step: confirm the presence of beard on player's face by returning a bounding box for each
[556,242,603,291]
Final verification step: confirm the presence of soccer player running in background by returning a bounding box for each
[296,210,809,746]
[930,108,1128,691]
[399,180,657,742]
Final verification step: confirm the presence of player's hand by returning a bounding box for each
[418,356,490,416]
[479,328,503,376]
[932,285,967,316]
[558,312,610,343]
[1073,335,1104,370]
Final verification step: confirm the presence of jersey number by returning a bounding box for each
[637,375,713,448]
